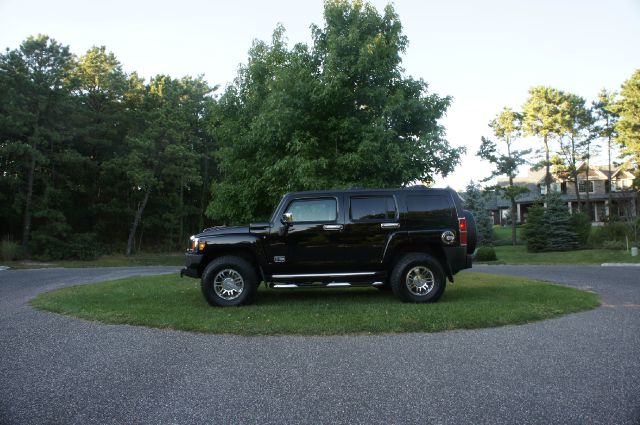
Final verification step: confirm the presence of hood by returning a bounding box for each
[197,225,250,237]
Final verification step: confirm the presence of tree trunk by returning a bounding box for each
[544,134,551,193]
[585,150,591,220]
[607,135,612,218]
[21,153,36,249]
[178,178,184,249]
[510,199,517,246]
[573,180,581,212]
[126,187,152,256]
[199,152,209,231]
[508,175,517,246]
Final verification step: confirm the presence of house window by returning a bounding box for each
[540,182,561,195]
[578,180,594,193]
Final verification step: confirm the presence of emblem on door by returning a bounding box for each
[274,256,286,263]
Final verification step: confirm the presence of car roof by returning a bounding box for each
[283,186,453,197]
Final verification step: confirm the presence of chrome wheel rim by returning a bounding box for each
[213,269,244,300]
[405,266,435,296]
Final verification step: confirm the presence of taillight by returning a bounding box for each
[458,217,467,246]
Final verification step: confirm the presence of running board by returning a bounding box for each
[270,281,384,289]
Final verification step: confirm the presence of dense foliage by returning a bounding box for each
[0,36,215,257]
[206,1,462,224]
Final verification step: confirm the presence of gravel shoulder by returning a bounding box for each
[1,265,639,425]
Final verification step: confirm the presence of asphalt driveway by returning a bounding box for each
[0,265,638,424]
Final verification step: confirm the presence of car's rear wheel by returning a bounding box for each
[201,256,258,307]
[390,253,446,303]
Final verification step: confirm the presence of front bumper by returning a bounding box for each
[180,252,203,279]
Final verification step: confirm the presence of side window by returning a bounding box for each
[405,195,452,220]
[350,196,397,221]
[285,198,337,222]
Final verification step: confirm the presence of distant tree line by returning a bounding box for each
[0,0,463,259]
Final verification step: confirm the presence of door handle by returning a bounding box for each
[381,223,400,229]
[323,224,343,231]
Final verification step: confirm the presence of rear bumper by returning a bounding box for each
[180,253,203,279]
[443,246,472,275]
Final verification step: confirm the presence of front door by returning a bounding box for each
[268,196,348,276]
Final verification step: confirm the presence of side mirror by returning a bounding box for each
[279,212,293,236]
[281,212,293,225]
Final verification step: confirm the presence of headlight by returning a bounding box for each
[189,236,205,252]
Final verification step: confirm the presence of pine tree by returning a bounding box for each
[464,181,493,246]
[523,202,547,252]
[544,193,578,251]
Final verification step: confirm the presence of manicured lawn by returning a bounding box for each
[491,245,640,265]
[1,252,184,269]
[31,272,600,336]
[493,224,524,242]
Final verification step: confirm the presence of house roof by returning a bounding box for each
[497,163,634,185]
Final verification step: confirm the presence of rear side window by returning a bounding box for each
[405,195,452,220]
[350,196,397,221]
[286,198,337,222]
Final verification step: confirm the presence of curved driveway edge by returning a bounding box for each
[1,265,639,424]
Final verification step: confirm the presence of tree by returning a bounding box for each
[615,69,640,165]
[593,89,619,214]
[523,194,578,252]
[107,75,211,255]
[544,193,578,251]
[0,35,75,250]
[463,181,493,246]
[477,107,530,245]
[553,93,594,213]
[207,0,463,224]
[523,86,567,193]
[523,202,546,252]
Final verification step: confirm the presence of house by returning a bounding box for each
[489,163,638,224]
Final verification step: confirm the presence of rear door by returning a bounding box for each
[342,193,399,269]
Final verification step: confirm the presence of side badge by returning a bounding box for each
[274,256,286,263]
[441,231,456,245]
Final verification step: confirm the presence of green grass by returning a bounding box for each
[0,252,184,269]
[492,245,640,265]
[493,225,524,243]
[30,272,600,336]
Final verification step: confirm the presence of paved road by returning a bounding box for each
[1,265,638,425]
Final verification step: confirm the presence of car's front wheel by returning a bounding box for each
[201,256,258,307]
[390,253,446,303]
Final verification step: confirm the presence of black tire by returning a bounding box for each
[390,253,446,303]
[463,210,477,254]
[201,256,258,307]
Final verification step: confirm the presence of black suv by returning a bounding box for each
[181,187,476,306]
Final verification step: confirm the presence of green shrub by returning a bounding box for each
[1,238,22,261]
[589,222,631,248]
[601,240,626,250]
[475,246,497,261]
[65,233,102,260]
[570,213,591,248]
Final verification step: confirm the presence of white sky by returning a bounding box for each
[1,0,639,190]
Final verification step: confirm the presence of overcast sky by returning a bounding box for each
[1,0,639,189]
